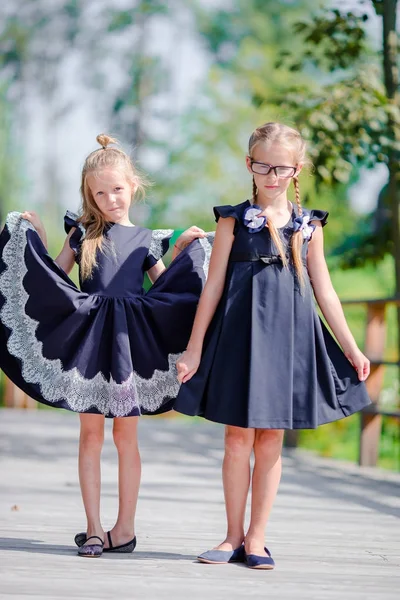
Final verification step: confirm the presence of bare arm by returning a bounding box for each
[54,230,77,275]
[307,222,370,381]
[177,217,235,383]
[147,259,167,284]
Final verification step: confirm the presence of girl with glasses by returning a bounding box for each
[175,122,370,570]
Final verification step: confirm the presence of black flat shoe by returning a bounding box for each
[77,535,104,558]
[104,531,137,553]
[74,531,86,547]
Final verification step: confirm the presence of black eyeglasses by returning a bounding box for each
[250,160,297,179]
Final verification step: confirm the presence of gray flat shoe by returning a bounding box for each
[77,535,104,558]
[197,544,245,564]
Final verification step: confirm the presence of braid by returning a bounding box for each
[291,177,306,290]
[293,177,302,216]
[252,177,258,204]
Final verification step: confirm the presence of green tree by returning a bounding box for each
[152,0,359,236]
[275,2,399,277]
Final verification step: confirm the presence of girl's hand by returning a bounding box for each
[175,226,206,251]
[176,349,201,384]
[21,211,44,232]
[344,347,370,381]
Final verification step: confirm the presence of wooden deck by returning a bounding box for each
[0,409,399,599]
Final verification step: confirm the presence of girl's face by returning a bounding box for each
[246,142,302,202]
[87,168,135,223]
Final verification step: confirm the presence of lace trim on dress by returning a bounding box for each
[148,229,173,262]
[199,233,214,279]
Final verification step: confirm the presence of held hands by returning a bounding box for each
[176,349,201,384]
[175,226,206,251]
[345,347,370,381]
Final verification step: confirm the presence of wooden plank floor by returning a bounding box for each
[0,409,399,600]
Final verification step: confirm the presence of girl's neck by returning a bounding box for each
[254,191,290,212]
[114,219,135,227]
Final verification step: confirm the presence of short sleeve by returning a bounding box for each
[64,210,85,258]
[213,205,239,223]
[145,229,174,270]
[309,209,329,227]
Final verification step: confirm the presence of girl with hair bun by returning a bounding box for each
[175,122,371,570]
[0,133,211,557]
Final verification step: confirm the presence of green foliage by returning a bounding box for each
[108,1,167,32]
[299,413,400,471]
[291,9,369,71]
[282,72,397,186]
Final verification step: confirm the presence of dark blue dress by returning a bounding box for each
[0,211,213,417]
[174,200,371,429]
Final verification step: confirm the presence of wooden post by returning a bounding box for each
[284,430,299,448]
[359,303,386,466]
[4,376,37,409]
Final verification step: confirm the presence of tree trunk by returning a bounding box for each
[381,1,400,368]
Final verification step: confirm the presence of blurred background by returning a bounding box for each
[0,0,399,469]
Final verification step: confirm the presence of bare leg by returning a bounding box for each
[214,426,255,551]
[104,416,140,548]
[78,414,105,545]
[245,429,284,556]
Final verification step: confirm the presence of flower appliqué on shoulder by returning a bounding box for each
[243,204,267,233]
[293,214,315,241]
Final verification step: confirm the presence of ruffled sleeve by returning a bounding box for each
[64,211,85,260]
[309,209,329,227]
[213,205,239,223]
[145,229,174,270]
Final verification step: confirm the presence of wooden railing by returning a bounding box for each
[285,297,400,467]
[341,297,400,467]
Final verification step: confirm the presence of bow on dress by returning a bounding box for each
[293,214,315,240]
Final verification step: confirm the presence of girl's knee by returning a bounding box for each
[112,420,138,452]
[254,429,284,454]
[80,428,104,450]
[225,426,254,455]
[79,414,104,448]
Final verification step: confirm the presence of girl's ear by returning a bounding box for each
[245,155,253,175]
[295,162,304,176]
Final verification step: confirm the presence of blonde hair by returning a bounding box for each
[78,134,150,280]
[248,122,308,289]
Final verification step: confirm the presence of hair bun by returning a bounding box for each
[96,133,118,150]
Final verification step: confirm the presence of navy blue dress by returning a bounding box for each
[174,200,371,429]
[0,211,213,417]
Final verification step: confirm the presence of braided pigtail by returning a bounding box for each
[252,177,258,203]
[291,176,306,290]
